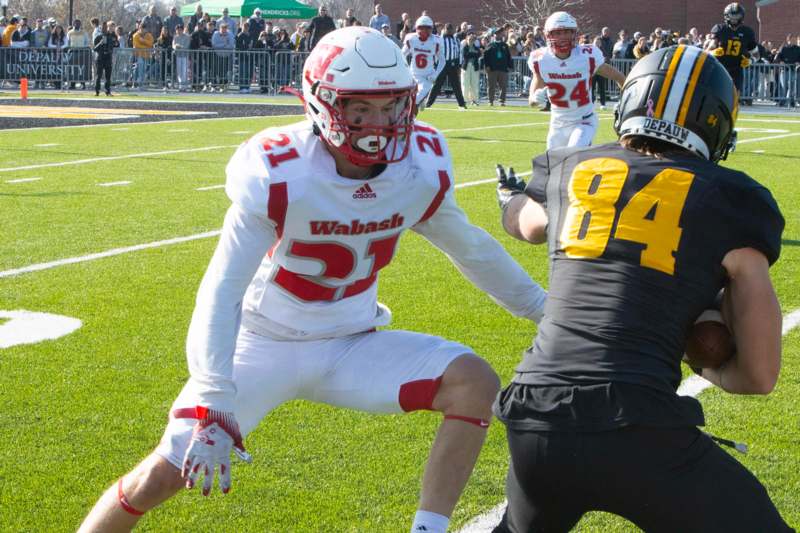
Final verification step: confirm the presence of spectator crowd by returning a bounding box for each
[0,3,798,106]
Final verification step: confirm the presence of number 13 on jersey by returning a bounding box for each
[559,157,695,275]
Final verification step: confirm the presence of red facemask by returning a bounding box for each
[546,29,575,56]
[311,87,417,167]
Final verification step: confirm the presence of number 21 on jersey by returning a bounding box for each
[559,157,695,275]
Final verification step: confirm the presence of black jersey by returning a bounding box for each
[509,143,782,426]
[711,23,757,75]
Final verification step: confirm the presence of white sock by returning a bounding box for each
[411,510,450,533]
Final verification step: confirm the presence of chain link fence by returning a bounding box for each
[1,47,798,106]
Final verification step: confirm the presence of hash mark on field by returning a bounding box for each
[752,150,765,154]
[230,130,252,134]
[168,128,191,132]
[458,307,800,532]
[97,181,131,187]
[197,184,225,191]
[34,143,60,147]
[6,177,42,183]
[111,128,130,131]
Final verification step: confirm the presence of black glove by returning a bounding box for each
[496,164,526,210]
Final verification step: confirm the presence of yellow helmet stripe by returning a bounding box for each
[654,45,685,119]
[677,51,708,126]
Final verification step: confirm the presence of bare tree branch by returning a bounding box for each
[478,0,593,34]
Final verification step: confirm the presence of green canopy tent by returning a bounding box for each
[180,0,317,19]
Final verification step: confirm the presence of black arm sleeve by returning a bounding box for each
[525,153,550,205]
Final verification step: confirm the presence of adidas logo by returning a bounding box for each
[352,183,377,200]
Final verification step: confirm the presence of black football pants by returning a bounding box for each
[493,426,793,533]
[427,63,466,108]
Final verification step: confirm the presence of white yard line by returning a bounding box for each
[737,132,800,144]
[0,122,556,173]
[0,145,237,173]
[196,184,226,191]
[34,143,59,147]
[0,231,222,279]
[459,307,800,532]
[0,177,500,279]
[97,181,131,187]
[5,177,42,183]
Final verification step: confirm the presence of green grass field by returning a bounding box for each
[0,98,798,531]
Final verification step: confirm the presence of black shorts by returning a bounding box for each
[492,426,793,533]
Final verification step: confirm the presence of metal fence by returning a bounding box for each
[1,47,798,106]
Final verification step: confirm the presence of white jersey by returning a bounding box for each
[529,44,605,123]
[185,120,547,411]
[402,32,445,82]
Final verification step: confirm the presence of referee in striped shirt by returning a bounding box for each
[426,23,467,109]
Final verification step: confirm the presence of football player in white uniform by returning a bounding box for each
[402,15,445,110]
[528,12,626,149]
[78,27,546,533]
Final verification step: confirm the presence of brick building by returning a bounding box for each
[379,0,768,40]
[756,0,800,45]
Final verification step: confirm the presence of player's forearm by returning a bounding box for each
[416,200,546,321]
[708,249,783,394]
[502,195,547,244]
[186,205,275,410]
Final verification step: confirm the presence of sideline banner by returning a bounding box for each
[0,47,93,82]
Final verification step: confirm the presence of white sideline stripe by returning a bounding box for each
[0,231,222,279]
[0,145,237,173]
[97,181,131,187]
[459,308,800,532]
[0,176,500,279]
[737,132,800,144]
[34,143,59,147]
[6,177,42,183]
[0,114,302,133]
[196,184,226,191]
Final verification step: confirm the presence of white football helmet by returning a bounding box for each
[415,15,434,39]
[544,11,578,56]
[302,27,416,166]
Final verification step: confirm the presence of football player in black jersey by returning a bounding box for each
[707,2,758,104]
[492,45,793,532]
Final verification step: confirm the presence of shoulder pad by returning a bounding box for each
[225,121,312,216]
[712,170,785,265]
[409,121,454,191]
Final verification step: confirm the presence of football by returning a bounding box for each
[683,310,735,369]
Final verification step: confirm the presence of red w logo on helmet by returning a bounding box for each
[305,44,344,86]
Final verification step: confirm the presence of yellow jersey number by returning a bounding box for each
[559,157,695,275]
[726,39,742,57]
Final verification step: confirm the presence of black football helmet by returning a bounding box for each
[614,45,738,162]
[724,3,745,28]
